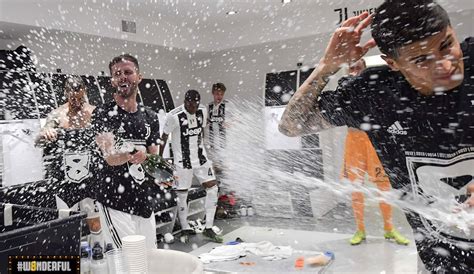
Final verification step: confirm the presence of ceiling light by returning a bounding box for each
[282,0,293,3]
[226,10,237,15]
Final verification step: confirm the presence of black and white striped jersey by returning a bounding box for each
[164,104,209,169]
[208,100,227,150]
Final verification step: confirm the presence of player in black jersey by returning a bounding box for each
[92,54,163,249]
[35,76,100,243]
[280,0,473,272]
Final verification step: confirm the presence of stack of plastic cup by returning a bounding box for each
[106,249,128,274]
[122,235,148,273]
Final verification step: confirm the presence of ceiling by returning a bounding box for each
[0,0,472,52]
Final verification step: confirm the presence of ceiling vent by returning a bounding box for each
[122,20,136,34]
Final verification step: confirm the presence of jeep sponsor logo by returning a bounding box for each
[210,116,224,123]
[183,127,202,136]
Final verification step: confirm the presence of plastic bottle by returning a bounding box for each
[90,242,108,274]
[306,251,335,266]
[80,242,91,274]
[247,206,254,216]
[104,243,114,254]
[240,205,247,216]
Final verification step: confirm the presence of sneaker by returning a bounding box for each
[194,219,205,233]
[203,228,224,243]
[182,228,196,236]
[212,226,223,235]
[349,230,366,245]
[384,229,410,245]
[179,234,189,243]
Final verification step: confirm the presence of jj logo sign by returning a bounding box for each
[334,7,377,25]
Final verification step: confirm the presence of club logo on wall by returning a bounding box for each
[334,7,377,25]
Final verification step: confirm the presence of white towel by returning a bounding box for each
[241,241,293,261]
[199,245,246,264]
[198,241,293,263]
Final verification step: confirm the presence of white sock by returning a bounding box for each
[205,185,218,229]
[177,190,190,230]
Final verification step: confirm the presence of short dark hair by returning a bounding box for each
[108,54,140,74]
[185,89,200,102]
[212,83,226,93]
[371,0,450,58]
[64,75,86,96]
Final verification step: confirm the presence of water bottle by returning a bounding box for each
[240,205,247,217]
[247,206,254,216]
[306,251,335,266]
[90,242,108,274]
[80,242,91,274]
[104,243,114,254]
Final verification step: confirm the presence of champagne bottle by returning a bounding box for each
[142,153,175,186]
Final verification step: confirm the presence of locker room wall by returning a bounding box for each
[0,50,176,186]
[0,70,175,120]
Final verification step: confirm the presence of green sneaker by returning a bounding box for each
[384,229,410,245]
[203,228,224,243]
[349,230,366,245]
[179,233,189,243]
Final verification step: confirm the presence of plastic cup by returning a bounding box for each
[106,249,128,274]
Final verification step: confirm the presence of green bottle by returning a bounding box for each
[142,154,175,186]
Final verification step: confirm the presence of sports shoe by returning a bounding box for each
[349,230,366,245]
[179,234,189,243]
[180,229,195,243]
[212,226,223,235]
[203,228,224,243]
[182,228,196,236]
[384,229,410,245]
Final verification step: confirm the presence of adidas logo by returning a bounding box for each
[387,121,407,135]
[118,125,126,133]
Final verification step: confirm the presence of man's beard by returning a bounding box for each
[117,87,135,99]
[68,103,83,114]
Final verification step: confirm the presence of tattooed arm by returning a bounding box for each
[278,64,334,137]
[279,12,376,137]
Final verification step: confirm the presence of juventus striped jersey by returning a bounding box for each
[163,104,208,169]
[208,100,227,150]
